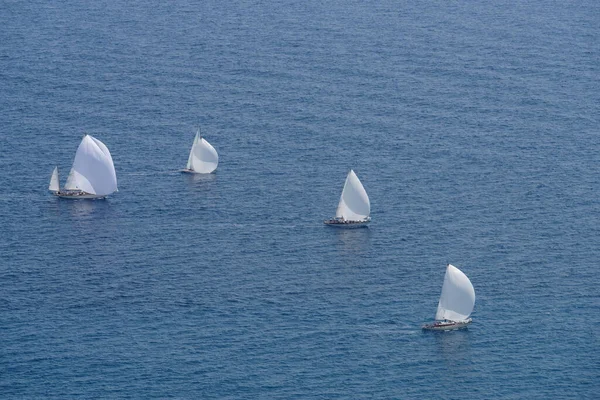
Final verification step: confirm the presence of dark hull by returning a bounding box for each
[324,219,370,229]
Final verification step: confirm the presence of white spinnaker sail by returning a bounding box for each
[335,170,370,221]
[64,135,118,195]
[49,167,59,192]
[435,264,476,322]
[186,130,199,170]
[190,137,218,173]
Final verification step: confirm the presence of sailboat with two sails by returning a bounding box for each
[182,129,219,174]
[49,135,118,199]
[324,169,371,228]
[422,264,476,331]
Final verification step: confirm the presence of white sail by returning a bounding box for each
[435,264,476,322]
[65,167,76,189]
[335,170,370,221]
[186,130,199,170]
[63,135,118,196]
[49,167,59,192]
[190,137,218,173]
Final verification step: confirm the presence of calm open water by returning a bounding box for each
[1,0,599,398]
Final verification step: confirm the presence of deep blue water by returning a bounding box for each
[1,0,599,398]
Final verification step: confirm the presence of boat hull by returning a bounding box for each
[53,191,107,200]
[324,219,370,229]
[422,318,472,331]
[181,168,214,174]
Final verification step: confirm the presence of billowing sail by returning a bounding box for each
[49,167,59,192]
[435,264,476,322]
[190,136,218,173]
[335,170,370,221]
[64,135,118,196]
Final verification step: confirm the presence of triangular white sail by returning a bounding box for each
[435,264,476,322]
[186,130,199,170]
[335,170,370,221]
[49,167,59,192]
[63,135,118,196]
[189,135,218,174]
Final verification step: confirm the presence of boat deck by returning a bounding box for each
[422,319,472,331]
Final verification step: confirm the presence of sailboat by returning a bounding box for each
[324,169,371,228]
[182,129,218,174]
[422,264,476,331]
[49,135,118,199]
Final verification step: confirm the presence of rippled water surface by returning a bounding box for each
[1,0,599,398]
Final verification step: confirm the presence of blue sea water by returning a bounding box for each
[1,0,599,398]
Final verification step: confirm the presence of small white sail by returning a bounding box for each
[335,170,370,221]
[435,264,476,322]
[190,136,218,174]
[64,135,118,196]
[49,167,59,192]
[186,130,199,170]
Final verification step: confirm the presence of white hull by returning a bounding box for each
[53,191,107,200]
[324,219,370,229]
[422,318,472,331]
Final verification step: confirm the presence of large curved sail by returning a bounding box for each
[435,264,476,322]
[190,137,218,173]
[64,135,118,196]
[335,170,370,221]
